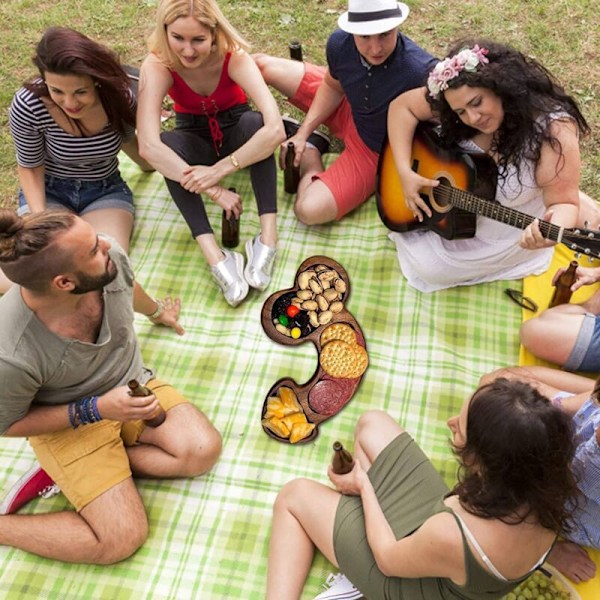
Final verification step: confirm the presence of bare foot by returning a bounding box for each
[547,540,597,583]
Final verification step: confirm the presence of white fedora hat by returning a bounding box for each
[338,1,410,35]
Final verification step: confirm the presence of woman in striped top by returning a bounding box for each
[4,27,152,292]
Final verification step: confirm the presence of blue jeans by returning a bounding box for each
[18,171,134,216]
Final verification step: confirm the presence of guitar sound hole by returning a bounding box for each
[432,177,452,209]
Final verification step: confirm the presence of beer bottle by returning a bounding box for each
[127,379,167,427]
[221,187,240,248]
[289,40,303,62]
[331,441,355,475]
[549,260,578,308]
[283,142,300,194]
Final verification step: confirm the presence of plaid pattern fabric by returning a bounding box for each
[0,154,522,598]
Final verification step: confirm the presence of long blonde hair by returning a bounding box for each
[148,0,250,68]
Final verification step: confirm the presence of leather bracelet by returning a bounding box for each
[146,299,164,320]
[229,153,241,170]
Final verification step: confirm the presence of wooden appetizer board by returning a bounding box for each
[260,256,368,444]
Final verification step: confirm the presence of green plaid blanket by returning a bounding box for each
[0,155,522,599]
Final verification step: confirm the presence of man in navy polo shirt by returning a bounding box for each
[254,0,436,225]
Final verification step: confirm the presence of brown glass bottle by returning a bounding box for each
[549,260,578,308]
[127,379,167,427]
[284,142,300,194]
[331,441,355,475]
[221,186,240,248]
[289,40,303,62]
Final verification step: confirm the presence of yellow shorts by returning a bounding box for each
[28,379,187,511]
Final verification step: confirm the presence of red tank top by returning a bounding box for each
[168,53,247,153]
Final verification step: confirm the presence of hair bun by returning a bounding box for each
[0,210,24,260]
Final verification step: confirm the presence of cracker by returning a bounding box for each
[320,323,357,347]
[320,339,368,379]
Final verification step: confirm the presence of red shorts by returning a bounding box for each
[288,63,379,219]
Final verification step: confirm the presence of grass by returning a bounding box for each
[0,0,599,207]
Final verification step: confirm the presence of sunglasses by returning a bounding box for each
[504,288,538,313]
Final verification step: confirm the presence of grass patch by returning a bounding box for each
[0,0,598,207]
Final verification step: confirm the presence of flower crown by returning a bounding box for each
[427,45,490,99]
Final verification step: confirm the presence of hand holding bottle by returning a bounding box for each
[549,260,578,307]
[96,384,162,423]
[128,379,166,427]
[552,264,600,293]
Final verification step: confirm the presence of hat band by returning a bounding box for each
[347,8,402,23]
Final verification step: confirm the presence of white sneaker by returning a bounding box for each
[313,573,363,600]
[210,249,249,307]
[244,235,276,291]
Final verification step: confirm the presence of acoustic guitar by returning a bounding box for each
[376,122,600,258]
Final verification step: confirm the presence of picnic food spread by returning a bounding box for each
[260,256,368,444]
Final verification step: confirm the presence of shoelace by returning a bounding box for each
[323,573,342,589]
[38,484,60,499]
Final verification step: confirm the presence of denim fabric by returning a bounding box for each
[18,171,134,216]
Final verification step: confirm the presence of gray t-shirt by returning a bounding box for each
[0,242,147,434]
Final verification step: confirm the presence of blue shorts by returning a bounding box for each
[17,171,134,216]
[564,313,600,371]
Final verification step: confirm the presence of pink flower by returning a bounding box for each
[427,45,490,98]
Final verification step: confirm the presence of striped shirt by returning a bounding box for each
[9,85,134,181]
[568,398,600,548]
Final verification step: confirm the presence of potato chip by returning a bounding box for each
[278,386,302,412]
[262,417,290,438]
[264,398,286,420]
[289,422,316,444]
[282,412,308,431]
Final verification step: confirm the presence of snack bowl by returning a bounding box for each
[260,257,368,444]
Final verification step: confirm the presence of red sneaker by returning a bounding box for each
[0,464,61,515]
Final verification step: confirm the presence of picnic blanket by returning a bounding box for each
[0,155,526,599]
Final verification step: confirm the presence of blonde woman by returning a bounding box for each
[138,0,285,307]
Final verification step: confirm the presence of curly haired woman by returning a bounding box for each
[267,380,578,599]
[386,39,599,292]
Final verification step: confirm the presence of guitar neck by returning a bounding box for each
[444,186,562,241]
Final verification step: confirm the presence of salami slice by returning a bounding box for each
[308,375,359,416]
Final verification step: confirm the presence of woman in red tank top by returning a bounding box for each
[138,0,285,307]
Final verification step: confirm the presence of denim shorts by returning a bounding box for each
[17,171,134,216]
[564,312,600,371]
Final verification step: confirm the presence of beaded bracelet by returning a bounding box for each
[146,299,164,321]
[68,400,79,428]
[229,153,241,170]
[68,396,102,429]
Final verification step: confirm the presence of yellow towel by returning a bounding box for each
[520,244,600,367]
[572,547,600,598]
[520,246,600,598]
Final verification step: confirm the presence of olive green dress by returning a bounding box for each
[333,432,534,599]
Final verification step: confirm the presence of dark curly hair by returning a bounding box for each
[427,39,589,182]
[25,27,135,136]
[452,377,578,534]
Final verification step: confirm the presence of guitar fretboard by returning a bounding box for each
[434,185,563,241]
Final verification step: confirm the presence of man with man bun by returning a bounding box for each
[0,209,221,564]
